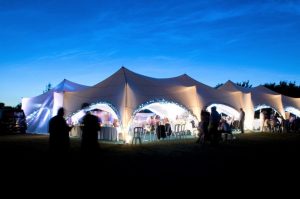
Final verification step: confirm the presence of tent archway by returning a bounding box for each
[66,102,122,139]
[253,105,283,131]
[206,103,240,120]
[206,103,240,130]
[254,105,282,117]
[67,102,121,126]
[128,99,199,141]
[285,106,300,118]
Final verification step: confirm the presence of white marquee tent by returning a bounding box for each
[22,67,300,134]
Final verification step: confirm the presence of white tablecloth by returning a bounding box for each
[99,127,118,141]
[70,125,82,137]
[70,126,118,141]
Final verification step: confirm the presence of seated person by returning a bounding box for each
[218,119,232,134]
[219,119,234,141]
[156,122,166,139]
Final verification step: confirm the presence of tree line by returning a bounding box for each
[264,81,300,98]
[215,81,300,98]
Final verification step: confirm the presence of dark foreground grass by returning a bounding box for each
[1,132,300,182]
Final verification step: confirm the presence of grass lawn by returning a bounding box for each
[1,132,300,180]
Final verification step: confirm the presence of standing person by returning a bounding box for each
[209,106,221,146]
[196,107,210,144]
[239,108,245,134]
[48,107,72,154]
[15,105,27,134]
[81,111,100,152]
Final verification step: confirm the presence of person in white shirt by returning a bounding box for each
[260,111,265,132]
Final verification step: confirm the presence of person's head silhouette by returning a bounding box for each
[57,107,65,117]
[211,106,216,112]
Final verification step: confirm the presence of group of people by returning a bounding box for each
[259,111,299,133]
[48,106,248,150]
[146,115,172,140]
[196,106,245,146]
[48,107,100,155]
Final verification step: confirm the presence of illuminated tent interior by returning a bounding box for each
[68,103,119,126]
[219,80,300,129]
[130,101,198,137]
[207,104,240,120]
[22,67,300,136]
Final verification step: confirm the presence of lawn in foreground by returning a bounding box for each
[0,132,300,178]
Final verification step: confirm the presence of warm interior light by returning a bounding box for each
[285,107,300,117]
[207,104,239,120]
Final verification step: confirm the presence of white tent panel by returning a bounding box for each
[22,67,300,134]
[22,79,89,133]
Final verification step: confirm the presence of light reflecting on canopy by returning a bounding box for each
[207,104,239,120]
[285,107,300,117]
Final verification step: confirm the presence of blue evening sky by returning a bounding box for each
[1,0,300,106]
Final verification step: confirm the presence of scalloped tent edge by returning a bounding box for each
[22,67,300,133]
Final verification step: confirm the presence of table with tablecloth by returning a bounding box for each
[70,125,118,141]
[98,127,118,141]
[69,125,82,137]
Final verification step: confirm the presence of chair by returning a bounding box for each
[173,124,182,139]
[148,125,157,141]
[180,124,186,139]
[221,132,234,142]
[132,127,143,144]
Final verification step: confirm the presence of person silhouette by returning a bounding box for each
[81,111,100,153]
[209,106,221,146]
[196,107,210,144]
[16,105,27,134]
[48,107,72,154]
[239,108,245,133]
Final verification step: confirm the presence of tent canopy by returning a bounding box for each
[22,79,89,133]
[23,67,300,133]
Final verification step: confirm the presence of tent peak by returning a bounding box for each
[219,80,251,93]
[121,66,130,71]
[226,80,235,84]
[52,79,89,92]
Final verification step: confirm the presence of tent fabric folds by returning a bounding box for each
[22,67,300,134]
[22,79,89,133]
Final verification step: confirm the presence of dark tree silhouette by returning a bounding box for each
[0,102,5,109]
[215,83,224,89]
[264,81,300,98]
[216,80,300,98]
[43,83,52,93]
[236,80,252,88]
